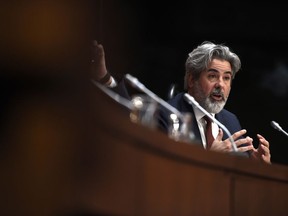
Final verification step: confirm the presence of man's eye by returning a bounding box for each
[208,74,217,79]
[224,76,231,81]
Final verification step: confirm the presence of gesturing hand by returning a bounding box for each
[91,40,108,81]
[249,134,271,164]
[210,129,254,153]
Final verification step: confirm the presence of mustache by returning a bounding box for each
[211,88,224,97]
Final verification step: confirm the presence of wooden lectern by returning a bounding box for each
[1,82,288,216]
[74,85,288,216]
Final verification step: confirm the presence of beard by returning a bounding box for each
[191,82,228,114]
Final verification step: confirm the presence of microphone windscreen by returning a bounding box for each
[271,121,281,131]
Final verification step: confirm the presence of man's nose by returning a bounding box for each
[215,77,225,87]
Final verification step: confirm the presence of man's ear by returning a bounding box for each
[187,73,194,88]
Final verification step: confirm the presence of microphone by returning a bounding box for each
[183,93,238,152]
[168,83,177,100]
[271,121,288,137]
[124,74,184,121]
[91,79,133,110]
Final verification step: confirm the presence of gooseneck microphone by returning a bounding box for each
[183,93,238,152]
[271,121,288,137]
[91,79,133,110]
[124,74,184,121]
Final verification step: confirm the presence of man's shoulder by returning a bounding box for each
[216,108,239,123]
[167,92,185,104]
[218,108,237,117]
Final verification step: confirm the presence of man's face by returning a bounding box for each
[188,59,233,114]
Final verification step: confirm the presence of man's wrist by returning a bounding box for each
[98,72,111,84]
[96,71,117,87]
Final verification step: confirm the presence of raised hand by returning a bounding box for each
[91,40,109,82]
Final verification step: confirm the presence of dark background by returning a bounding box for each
[1,1,287,165]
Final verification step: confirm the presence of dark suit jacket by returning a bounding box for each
[158,92,250,157]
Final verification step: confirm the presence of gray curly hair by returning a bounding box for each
[184,41,241,89]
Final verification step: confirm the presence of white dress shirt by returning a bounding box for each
[190,103,219,149]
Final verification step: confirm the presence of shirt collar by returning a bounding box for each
[190,102,215,122]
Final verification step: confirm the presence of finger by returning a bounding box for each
[232,129,247,140]
[216,128,223,141]
[93,40,98,46]
[237,144,254,152]
[260,144,270,156]
[235,136,253,147]
[257,134,269,148]
[91,40,104,57]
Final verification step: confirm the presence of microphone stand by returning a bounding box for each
[124,74,184,121]
[125,74,196,143]
[91,79,133,110]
